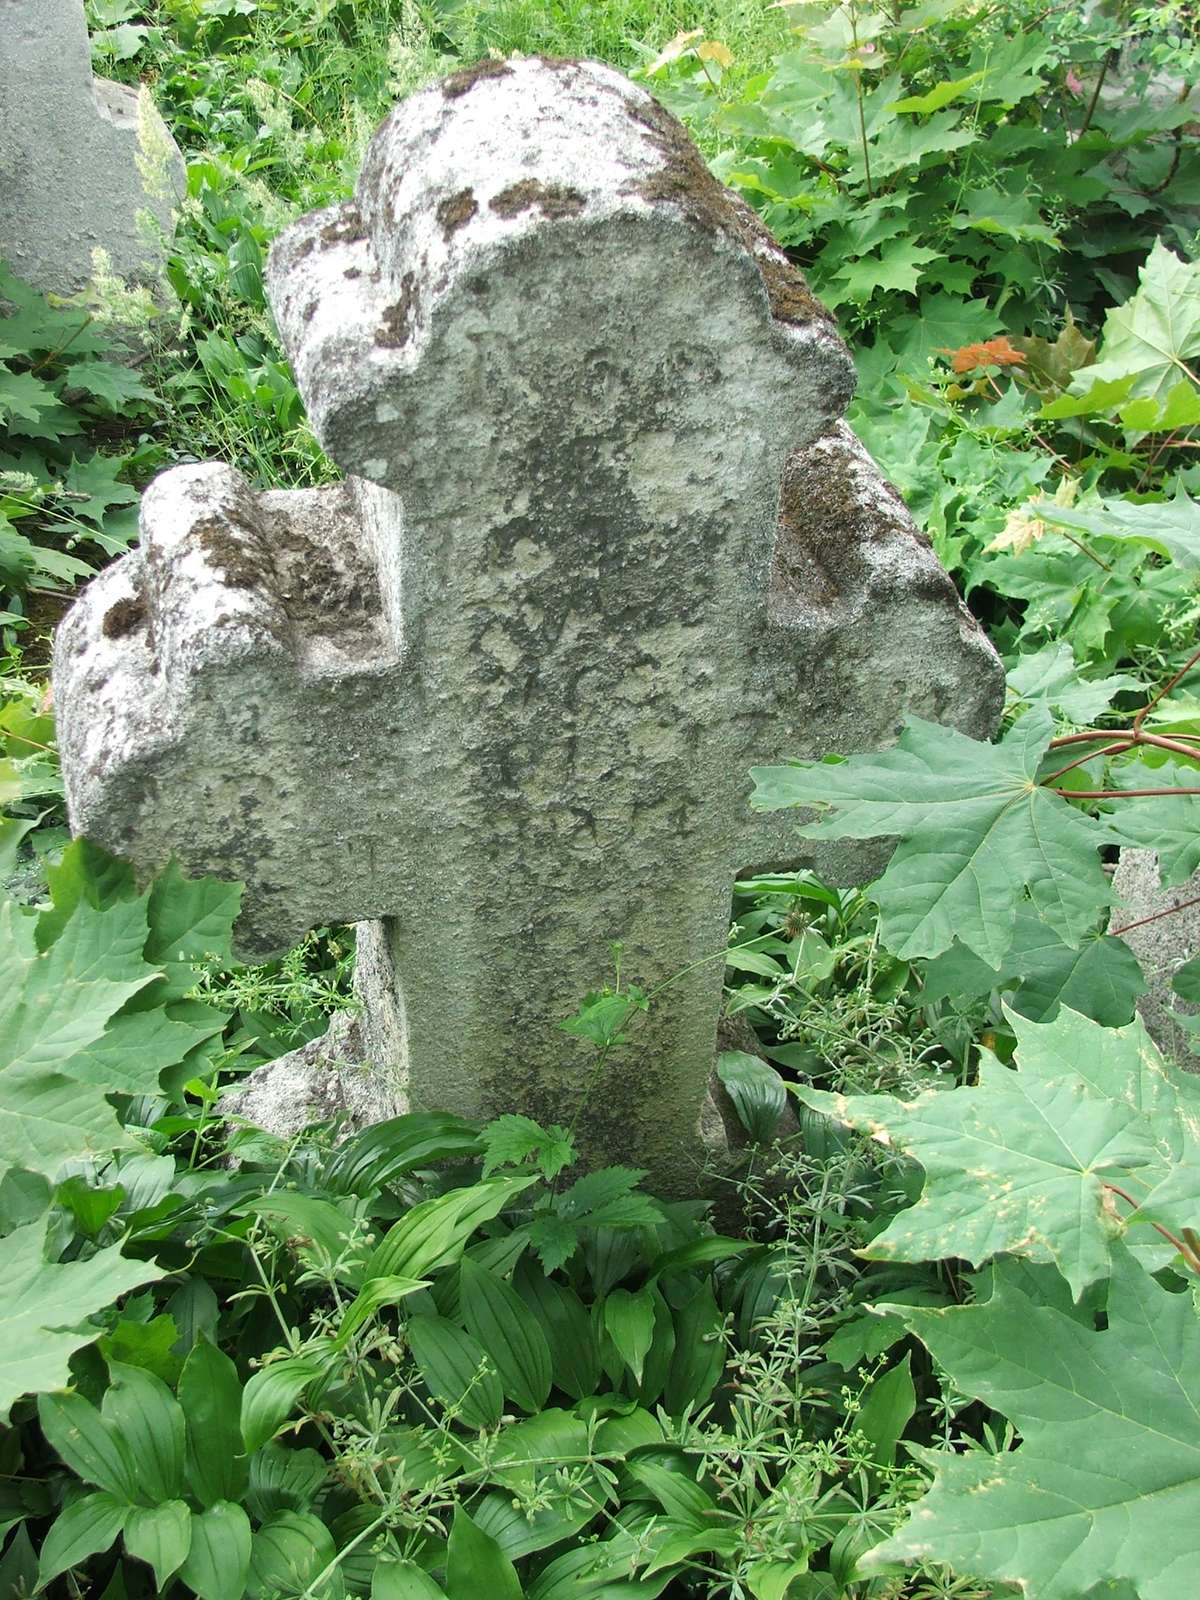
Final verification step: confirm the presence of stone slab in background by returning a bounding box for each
[55,57,1005,1194]
[1111,848,1200,1069]
[0,0,185,294]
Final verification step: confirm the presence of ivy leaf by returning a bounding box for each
[795,1051,1151,1299]
[1005,643,1140,724]
[1076,241,1200,404]
[864,1247,1200,1600]
[1,1208,164,1421]
[1106,762,1200,884]
[63,452,138,529]
[751,708,1112,966]
[60,361,156,411]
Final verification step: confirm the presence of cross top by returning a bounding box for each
[56,59,1002,1188]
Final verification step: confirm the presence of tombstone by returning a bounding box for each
[0,0,185,295]
[54,58,1004,1194]
[1111,849,1200,1069]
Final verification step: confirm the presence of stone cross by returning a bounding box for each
[0,0,184,294]
[55,58,1002,1193]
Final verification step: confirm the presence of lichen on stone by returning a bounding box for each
[375,271,419,346]
[490,179,586,220]
[436,187,478,236]
[441,57,512,98]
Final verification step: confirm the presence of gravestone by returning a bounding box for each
[0,0,184,294]
[54,58,1004,1193]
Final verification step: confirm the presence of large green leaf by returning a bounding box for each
[405,1315,503,1430]
[799,1007,1200,1296]
[0,853,234,1178]
[1106,761,1200,883]
[124,1500,192,1590]
[178,1502,253,1600]
[864,1248,1200,1600]
[1038,487,1200,573]
[1,896,156,1073]
[241,1347,336,1454]
[445,1508,523,1600]
[4,1213,164,1421]
[101,1361,185,1502]
[363,1176,534,1284]
[36,1491,129,1586]
[249,1511,338,1598]
[1005,643,1140,725]
[1072,240,1200,403]
[751,708,1110,965]
[459,1257,552,1413]
[179,1337,248,1507]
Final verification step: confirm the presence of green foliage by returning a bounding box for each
[798,1005,1200,1597]
[0,263,155,626]
[3,4,1195,1598]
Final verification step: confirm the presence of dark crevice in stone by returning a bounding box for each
[320,203,366,246]
[375,272,419,346]
[102,596,145,639]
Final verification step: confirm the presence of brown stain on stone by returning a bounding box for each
[624,93,835,332]
[442,57,513,98]
[102,596,145,639]
[195,514,276,594]
[771,440,946,616]
[320,204,366,246]
[375,271,419,347]
[437,187,478,236]
[490,179,586,221]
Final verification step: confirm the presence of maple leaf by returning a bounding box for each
[943,336,1028,374]
[1074,240,1200,403]
[1,1209,164,1421]
[864,1247,1200,1600]
[751,708,1112,966]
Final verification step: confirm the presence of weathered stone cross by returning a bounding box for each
[55,58,1001,1192]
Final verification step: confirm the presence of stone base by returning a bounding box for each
[223,1011,402,1141]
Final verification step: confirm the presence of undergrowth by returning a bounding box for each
[0,0,1197,1596]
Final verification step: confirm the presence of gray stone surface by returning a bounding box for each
[1111,849,1200,1069]
[0,0,184,294]
[55,58,1004,1193]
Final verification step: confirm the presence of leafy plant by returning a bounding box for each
[797,1005,1200,1599]
[0,263,157,628]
